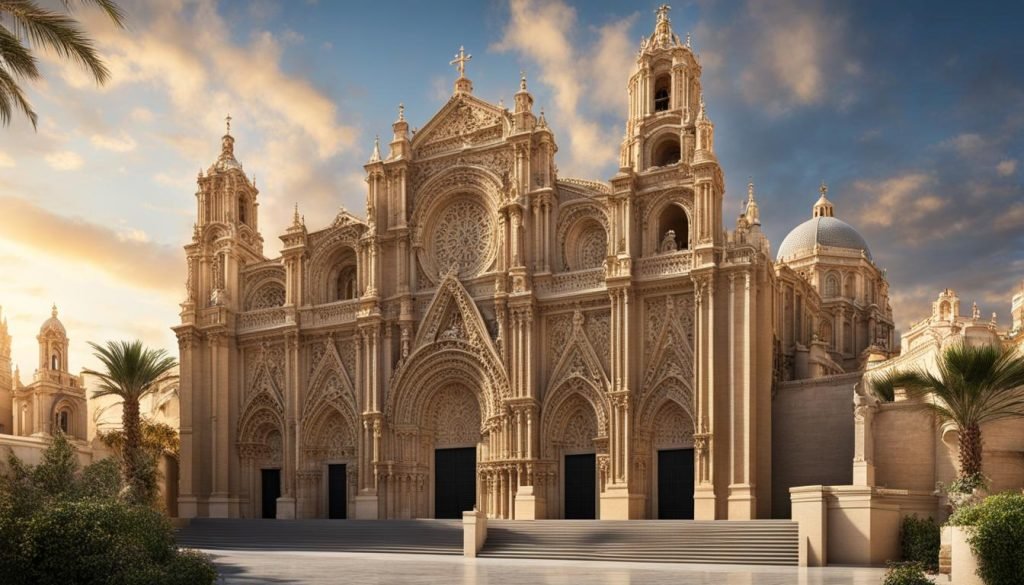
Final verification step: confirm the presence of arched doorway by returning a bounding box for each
[541,379,609,519]
[424,383,482,518]
[650,400,695,519]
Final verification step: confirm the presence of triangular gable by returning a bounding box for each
[643,299,695,391]
[245,349,285,413]
[413,272,499,359]
[303,334,357,418]
[549,309,611,392]
[411,94,508,157]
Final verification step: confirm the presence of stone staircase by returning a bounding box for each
[479,520,799,566]
[176,519,463,555]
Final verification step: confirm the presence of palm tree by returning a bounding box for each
[1,0,125,128]
[872,341,1024,481]
[84,340,177,504]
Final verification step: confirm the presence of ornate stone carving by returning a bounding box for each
[429,197,494,279]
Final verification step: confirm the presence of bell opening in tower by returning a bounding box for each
[654,74,671,112]
[653,137,681,167]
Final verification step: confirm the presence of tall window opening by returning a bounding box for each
[336,265,357,301]
[51,352,59,370]
[56,409,70,434]
[653,137,681,167]
[653,75,671,112]
[657,204,689,252]
[238,198,247,225]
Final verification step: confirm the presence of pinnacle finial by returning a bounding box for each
[51,303,57,318]
[686,32,692,47]
[398,103,405,122]
[225,113,232,136]
[520,70,527,91]
[656,4,671,22]
[370,134,381,162]
[747,177,755,201]
[820,180,828,198]
[292,203,301,227]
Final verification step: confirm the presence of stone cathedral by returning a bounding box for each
[174,7,894,521]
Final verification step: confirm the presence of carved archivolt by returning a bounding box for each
[541,380,608,458]
[302,404,357,460]
[388,275,507,424]
[651,400,694,449]
[557,202,609,272]
[424,383,482,448]
[306,224,363,304]
[641,191,694,253]
[246,281,285,310]
[237,392,284,459]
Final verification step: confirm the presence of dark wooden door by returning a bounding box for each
[658,448,694,519]
[328,464,347,519]
[563,453,596,519]
[261,468,281,519]
[434,447,476,518]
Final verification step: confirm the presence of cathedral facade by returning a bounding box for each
[174,8,893,521]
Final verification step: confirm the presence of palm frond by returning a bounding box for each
[0,64,36,127]
[60,0,125,29]
[84,340,178,402]
[0,25,39,79]
[1,0,110,84]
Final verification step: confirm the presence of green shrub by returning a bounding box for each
[949,492,1024,585]
[900,515,939,571]
[883,562,932,585]
[0,433,217,585]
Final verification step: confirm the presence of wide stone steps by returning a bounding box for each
[479,520,799,566]
[176,519,463,555]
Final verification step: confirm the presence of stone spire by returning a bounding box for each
[513,71,536,132]
[745,178,761,226]
[369,135,381,163]
[813,181,835,218]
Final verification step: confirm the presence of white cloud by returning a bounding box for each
[850,172,949,244]
[493,0,634,176]
[736,0,851,114]
[997,159,1017,176]
[45,151,84,171]
[91,131,138,152]
[948,133,984,157]
[130,107,155,122]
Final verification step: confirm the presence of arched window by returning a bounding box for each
[939,301,951,321]
[336,266,357,301]
[51,352,59,370]
[652,137,681,167]
[656,204,689,252]
[238,198,247,224]
[653,74,671,112]
[844,275,855,299]
[820,320,834,348]
[56,409,70,434]
[824,275,839,298]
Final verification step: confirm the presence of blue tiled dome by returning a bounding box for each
[777,216,872,261]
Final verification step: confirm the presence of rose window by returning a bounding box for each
[430,198,494,278]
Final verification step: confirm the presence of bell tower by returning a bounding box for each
[620,4,704,172]
[185,116,264,312]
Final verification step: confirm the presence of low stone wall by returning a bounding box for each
[790,484,938,566]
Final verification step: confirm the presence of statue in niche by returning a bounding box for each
[660,229,677,253]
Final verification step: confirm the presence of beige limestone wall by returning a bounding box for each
[873,404,936,492]
[772,372,859,518]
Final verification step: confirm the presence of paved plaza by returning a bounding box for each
[207,550,895,585]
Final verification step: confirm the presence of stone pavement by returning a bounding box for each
[206,549,892,585]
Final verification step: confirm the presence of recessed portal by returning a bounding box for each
[434,447,476,518]
[261,468,281,519]
[657,448,694,519]
[328,464,347,519]
[563,453,597,519]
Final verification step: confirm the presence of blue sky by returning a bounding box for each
[1,0,1022,373]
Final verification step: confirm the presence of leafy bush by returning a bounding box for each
[948,492,1024,585]
[0,433,216,585]
[883,562,932,585]
[900,515,939,571]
